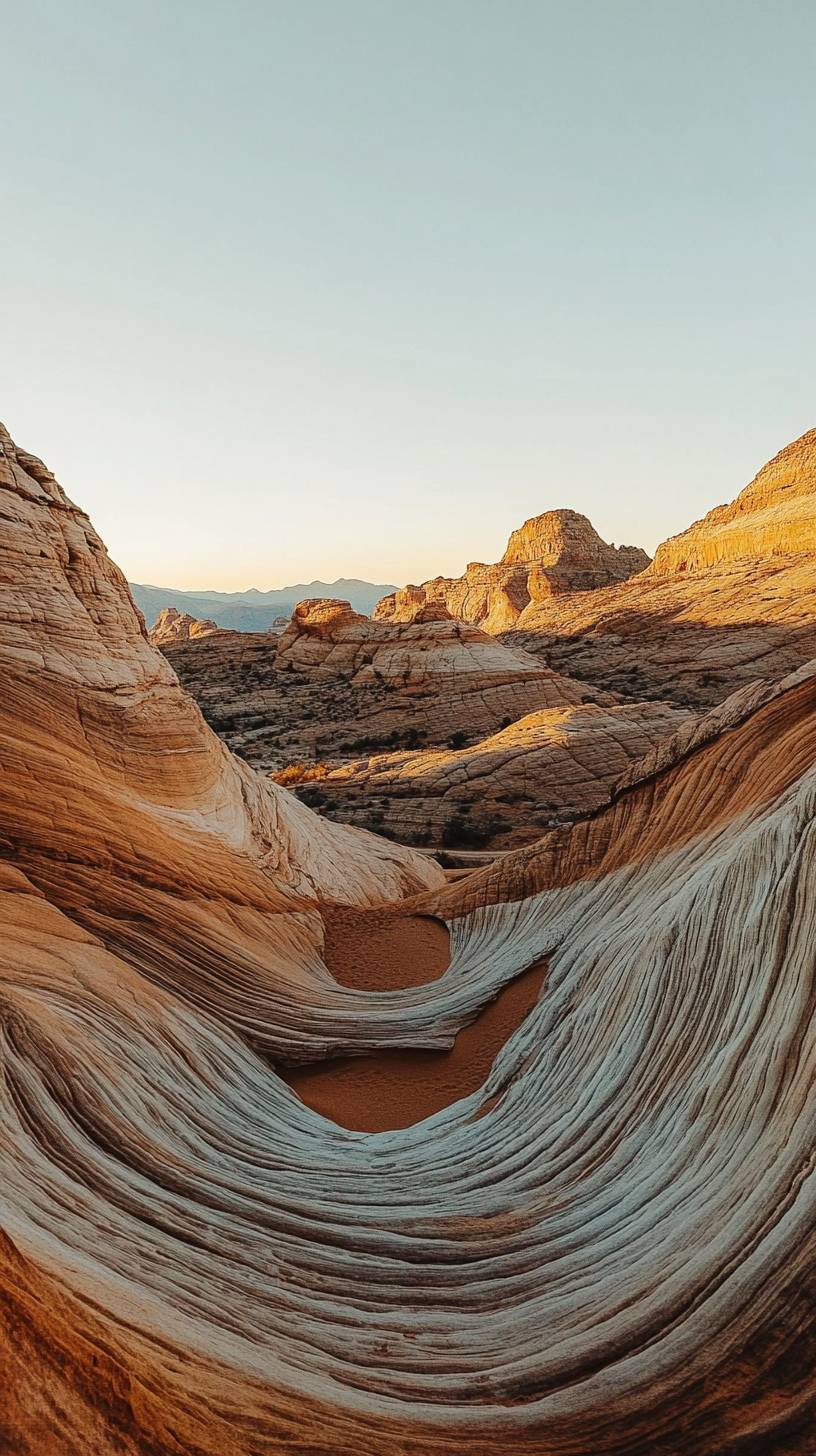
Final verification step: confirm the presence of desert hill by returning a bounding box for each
[291,698,691,849]
[158,596,603,783]
[374,508,650,633]
[508,429,816,707]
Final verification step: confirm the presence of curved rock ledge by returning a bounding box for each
[1,423,815,1454]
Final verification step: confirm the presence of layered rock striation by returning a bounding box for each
[160,594,604,775]
[374,509,650,633]
[509,429,816,708]
[3,420,816,1456]
[289,699,691,849]
[148,605,222,645]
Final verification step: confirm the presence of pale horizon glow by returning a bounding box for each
[2,1,815,591]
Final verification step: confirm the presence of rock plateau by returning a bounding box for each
[509,430,816,708]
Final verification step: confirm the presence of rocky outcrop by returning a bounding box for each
[287,699,692,849]
[149,605,221,645]
[510,429,816,709]
[4,419,816,1456]
[0,421,441,914]
[375,509,650,633]
[160,596,605,776]
[650,427,816,573]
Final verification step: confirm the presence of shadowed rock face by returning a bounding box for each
[3,420,816,1456]
[374,508,651,633]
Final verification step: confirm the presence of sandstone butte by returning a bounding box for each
[3,419,816,1454]
[508,428,816,708]
[148,604,222,645]
[373,507,651,633]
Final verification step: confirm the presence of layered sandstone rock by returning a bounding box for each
[3,420,816,1456]
[149,605,221,645]
[510,429,816,708]
[289,699,692,848]
[161,595,605,775]
[0,421,442,915]
[374,509,650,633]
[650,427,816,573]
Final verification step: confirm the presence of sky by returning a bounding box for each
[1,1,815,590]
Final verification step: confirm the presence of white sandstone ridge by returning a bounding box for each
[374,508,650,633]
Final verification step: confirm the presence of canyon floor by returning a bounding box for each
[3,422,816,1453]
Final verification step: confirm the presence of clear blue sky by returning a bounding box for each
[2,1,814,588]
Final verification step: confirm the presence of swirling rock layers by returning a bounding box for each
[1,422,816,1455]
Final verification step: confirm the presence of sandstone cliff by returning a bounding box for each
[149,605,221,645]
[510,428,816,708]
[374,508,650,633]
[650,427,816,573]
[4,420,816,1456]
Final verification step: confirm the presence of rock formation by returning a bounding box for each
[650,426,816,573]
[374,508,650,633]
[286,699,691,848]
[160,595,605,775]
[148,605,221,645]
[3,419,816,1456]
[509,429,816,708]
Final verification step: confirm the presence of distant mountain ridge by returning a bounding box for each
[130,579,397,631]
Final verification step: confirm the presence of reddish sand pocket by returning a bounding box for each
[285,907,546,1129]
[319,906,451,991]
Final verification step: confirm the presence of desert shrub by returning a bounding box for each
[447,730,469,750]
[274,761,332,787]
[442,813,504,848]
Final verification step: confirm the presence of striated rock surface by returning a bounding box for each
[0,420,442,916]
[650,427,816,574]
[3,420,816,1456]
[510,429,816,709]
[160,595,605,779]
[288,700,691,848]
[148,605,221,645]
[374,509,650,633]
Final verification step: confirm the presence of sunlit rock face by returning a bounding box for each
[159,592,604,778]
[374,509,650,633]
[649,427,816,573]
[510,429,816,709]
[2,421,816,1456]
[293,698,692,848]
[148,605,221,645]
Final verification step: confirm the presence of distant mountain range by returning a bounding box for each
[129,580,397,631]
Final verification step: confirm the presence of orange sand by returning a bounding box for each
[319,906,451,990]
[285,956,547,1132]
